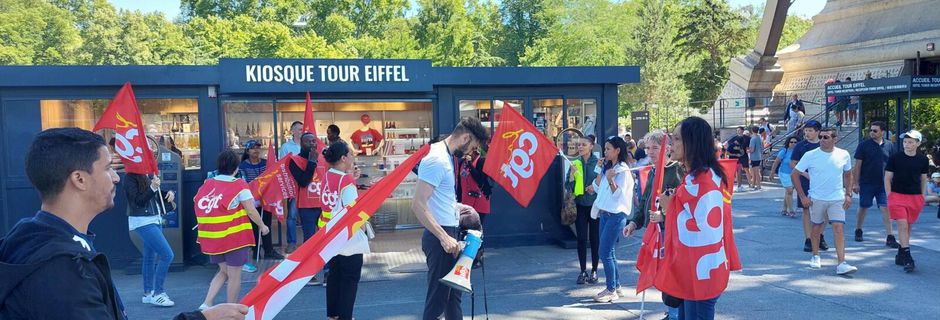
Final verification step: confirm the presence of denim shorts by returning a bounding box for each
[858,183,887,208]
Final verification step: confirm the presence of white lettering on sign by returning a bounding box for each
[197,189,223,214]
[245,64,410,84]
[677,188,726,280]
[500,132,539,188]
[114,128,144,163]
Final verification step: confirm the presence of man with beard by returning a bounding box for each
[412,117,488,320]
[0,128,246,319]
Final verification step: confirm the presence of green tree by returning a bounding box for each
[345,17,422,59]
[520,0,631,67]
[675,0,750,103]
[497,0,559,66]
[622,0,690,130]
[0,0,83,64]
[414,0,499,66]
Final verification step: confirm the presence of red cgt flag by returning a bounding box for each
[249,155,298,220]
[92,82,158,175]
[261,142,286,222]
[483,102,559,207]
[241,145,430,320]
[653,166,742,301]
[299,91,329,207]
[635,135,669,293]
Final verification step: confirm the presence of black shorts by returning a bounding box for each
[750,160,762,167]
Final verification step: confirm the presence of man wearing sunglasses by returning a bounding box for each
[851,121,899,247]
[793,128,856,275]
[790,120,829,252]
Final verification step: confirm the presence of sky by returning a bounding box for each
[108,0,825,20]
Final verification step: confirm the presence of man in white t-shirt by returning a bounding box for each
[793,128,857,275]
[412,117,488,320]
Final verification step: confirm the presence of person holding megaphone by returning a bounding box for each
[412,117,489,320]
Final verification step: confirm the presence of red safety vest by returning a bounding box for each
[292,156,325,209]
[459,158,490,214]
[318,169,356,228]
[194,178,255,255]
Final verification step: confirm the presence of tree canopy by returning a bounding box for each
[2,0,820,127]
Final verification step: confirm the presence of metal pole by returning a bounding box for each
[907,78,913,130]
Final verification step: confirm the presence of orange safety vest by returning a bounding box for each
[194,178,255,255]
[292,156,325,209]
[318,169,356,228]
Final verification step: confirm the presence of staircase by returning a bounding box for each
[759,109,863,181]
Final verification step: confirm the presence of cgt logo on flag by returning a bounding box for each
[111,113,145,164]
[483,103,558,208]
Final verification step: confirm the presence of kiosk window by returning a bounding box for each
[40,99,202,170]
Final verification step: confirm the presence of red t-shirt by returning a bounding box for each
[351,128,383,155]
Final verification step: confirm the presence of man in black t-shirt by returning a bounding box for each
[725,126,750,191]
[885,130,930,273]
[790,120,829,252]
[851,121,899,247]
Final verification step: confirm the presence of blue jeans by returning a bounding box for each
[679,296,719,320]
[286,199,298,244]
[298,207,321,242]
[667,307,679,320]
[598,211,626,291]
[135,223,174,294]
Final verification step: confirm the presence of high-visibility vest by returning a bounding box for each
[194,178,255,255]
[318,169,355,228]
[293,156,324,209]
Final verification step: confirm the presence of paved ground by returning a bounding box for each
[121,184,940,319]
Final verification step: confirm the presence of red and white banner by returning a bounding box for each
[261,142,286,222]
[241,145,430,320]
[92,82,158,175]
[653,165,741,301]
[249,155,297,220]
[301,91,329,207]
[635,135,669,293]
[483,102,559,207]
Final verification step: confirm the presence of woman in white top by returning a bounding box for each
[320,141,369,320]
[590,136,635,303]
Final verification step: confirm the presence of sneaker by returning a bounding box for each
[198,303,209,311]
[886,235,900,248]
[286,244,297,254]
[149,292,175,307]
[588,270,599,284]
[265,251,285,260]
[809,255,821,269]
[819,235,829,251]
[615,286,626,296]
[242,262,258,273]
[904,258,916,273]
[854,229,863,242]
[803,238,812,252]
[142,292,153,304]
[576,271,588,285]
[836,262,858,275]
[895,253,904,266]
[593,289,619,303]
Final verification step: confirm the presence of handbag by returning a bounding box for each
[561,187,578,225]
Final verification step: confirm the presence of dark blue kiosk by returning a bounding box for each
[0,59,639,268]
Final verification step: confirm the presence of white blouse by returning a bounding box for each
[590,162,635,219]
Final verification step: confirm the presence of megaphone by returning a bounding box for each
[439,230,483,293]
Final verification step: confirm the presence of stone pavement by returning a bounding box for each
[121,184,940,319]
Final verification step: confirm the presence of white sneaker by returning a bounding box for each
[809,255,821,269]
[836,262,858,275]
[593,289,620,303]
[149,292,175,307]
[141,292,152,304]
[615,286,626,296]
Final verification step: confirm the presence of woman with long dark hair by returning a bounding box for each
[320,141,369,320]
[654,117,740,319]
[771,136,800,217]
[125,172,176,307]
[590,136,635,302]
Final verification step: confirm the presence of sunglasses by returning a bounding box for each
[788,141,797,144]
[820,135,833,140]
[869,129,880,133]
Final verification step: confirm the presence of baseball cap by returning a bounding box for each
[245,139,261,149]
[900,130,923,142]
[931,172,940,179]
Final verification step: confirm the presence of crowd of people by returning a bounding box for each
[2,107,937,320]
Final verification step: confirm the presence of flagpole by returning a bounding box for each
[639,290,646,320]
[153,174,168,216]
[256,222,262,263]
